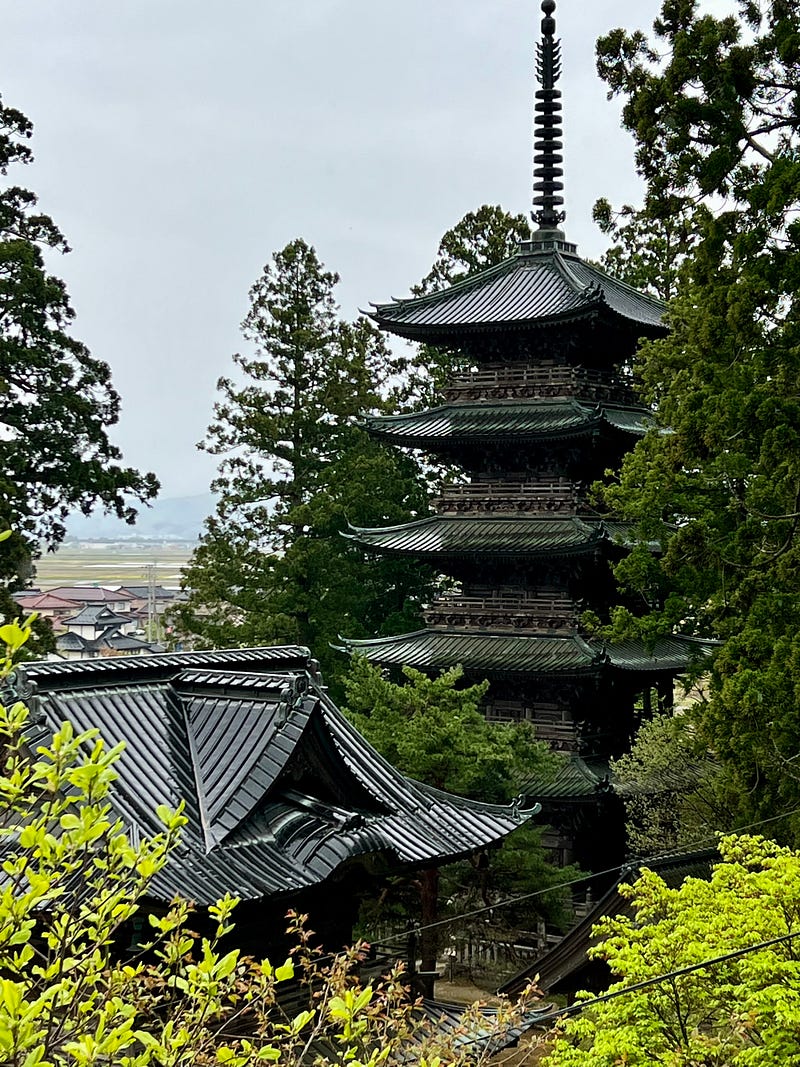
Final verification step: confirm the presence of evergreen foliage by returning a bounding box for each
[592,0,800,840]
[177,239,433,692]
[0,95,157,645]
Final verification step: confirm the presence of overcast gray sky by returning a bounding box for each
[1,1,729,504]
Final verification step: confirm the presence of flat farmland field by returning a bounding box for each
[34,543,193,590]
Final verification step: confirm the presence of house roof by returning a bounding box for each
[368,247,666,343]
[343,515,634,561]
[119,585,177,600]
[14,592,80,611]
[45,586,130,604]
[362,400,653,448]
[336,629,713,678]
[498,847,718,997]
[62,605,134,626]
[16,648,536,905]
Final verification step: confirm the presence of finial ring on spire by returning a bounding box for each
[531,0,566,234]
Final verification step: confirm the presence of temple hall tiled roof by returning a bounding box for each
[343,515,628,560]
[368,248,666,342]
[16,648,534,905]
[362,400,653,447]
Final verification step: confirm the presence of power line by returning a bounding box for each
[367,803,800,947]
[529,927,800,1028]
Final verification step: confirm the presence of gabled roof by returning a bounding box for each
[362,400,653,448]
[14,592,80,611]
[17,648,535,905]
[45,586,130,605]
[337,629,713,679]
[369,247,666,343]
[344,515,633,561]
[63,605,133,626]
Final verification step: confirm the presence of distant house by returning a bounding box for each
[61,605,137,641]
[12,592,80,633]
[43,586,133,613]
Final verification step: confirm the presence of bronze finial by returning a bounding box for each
[532,0,566,234]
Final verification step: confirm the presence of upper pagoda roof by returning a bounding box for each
[368,247,666,343]
[344,515,643,560]
[15,647,533,905]
[363,399,653,447]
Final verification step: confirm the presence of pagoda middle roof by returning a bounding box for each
[336,629,602,676]
[337,630,714,678]
[369,246,666,341]
[344,515,639,559]
[363,399,653,445]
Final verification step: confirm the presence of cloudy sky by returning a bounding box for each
[1,1,728,507]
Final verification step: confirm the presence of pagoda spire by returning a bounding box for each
[531,0,566,241]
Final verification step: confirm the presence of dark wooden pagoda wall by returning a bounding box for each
[422,333,647,754]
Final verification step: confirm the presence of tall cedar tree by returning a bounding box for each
[0,96,158,643]
[177,239,433,692]
[592,0,800,839]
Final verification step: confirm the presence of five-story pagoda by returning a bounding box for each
[338,1,706,867]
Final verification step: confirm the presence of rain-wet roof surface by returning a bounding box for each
[370,248,666,340]
[17,648,533,905]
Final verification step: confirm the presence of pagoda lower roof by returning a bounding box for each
[336,629,713,678]
[368,246,666,342]
[363,399,653,447]
[520,754,612,801]
[344,515,643,560]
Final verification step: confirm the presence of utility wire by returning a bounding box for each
[529,927,800,1028]
[367,803,800,948]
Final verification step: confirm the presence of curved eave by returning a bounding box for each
[335,629,604,678]
[363,415,652,449]
[342,516,628,562]
[369,301,659,344]
[368,250,666,341]
[604,635,719,673]
[336,630,711,681]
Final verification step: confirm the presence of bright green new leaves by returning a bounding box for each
[547,834,800,1067]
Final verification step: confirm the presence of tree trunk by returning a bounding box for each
[419,866,440,976]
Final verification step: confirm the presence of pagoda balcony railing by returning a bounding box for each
[433,478,587,514]
[442,364,637,404]
[423,592,580,633]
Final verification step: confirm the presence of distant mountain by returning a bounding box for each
[65,494,215,543]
